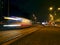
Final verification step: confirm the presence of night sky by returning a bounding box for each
[1,0,60,22]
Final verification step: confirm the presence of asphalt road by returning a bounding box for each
[0,25,40,45]
[0,25,60,45]
[10,26,60,45]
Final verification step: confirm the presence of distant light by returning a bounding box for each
[42,22,46,25]
[49,7,53,11]
[50,14,53,17]
[58,8,60,10]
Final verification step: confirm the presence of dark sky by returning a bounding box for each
[2,0,60,22]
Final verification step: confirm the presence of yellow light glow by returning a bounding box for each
[58,8,60,10]
[49,7,53,11]
[4,17,22,20]
[4,17,14,20]
[22,19,30,23]
[49,14,54,21]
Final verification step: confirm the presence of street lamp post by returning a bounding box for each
[48,6,55,25]
[48,6,60,25]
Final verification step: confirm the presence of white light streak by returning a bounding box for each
[3,24,21,27]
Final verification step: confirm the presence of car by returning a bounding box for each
[0,16,32,30]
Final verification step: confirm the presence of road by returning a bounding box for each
[0,25,60,45]
[0,25,40,45]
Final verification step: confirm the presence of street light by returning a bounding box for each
[58,8,60,10]
[49,7,53,11]
[48,7,54,22]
